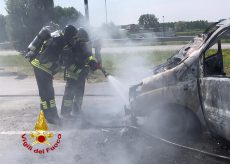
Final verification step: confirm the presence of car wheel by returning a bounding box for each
[144,104,202,139]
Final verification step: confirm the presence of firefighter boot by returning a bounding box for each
[40,99,62,125]
[61,98,74,119]
[43,107,62,125]
[72,96,83,117]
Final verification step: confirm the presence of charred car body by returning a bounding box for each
[126,19,230,140]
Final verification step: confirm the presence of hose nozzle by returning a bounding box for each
[100,68,110,77]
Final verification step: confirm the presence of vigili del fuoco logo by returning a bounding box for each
[21,110,62,154]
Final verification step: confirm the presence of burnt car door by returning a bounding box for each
[199,28,230,140]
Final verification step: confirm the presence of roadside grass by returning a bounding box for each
[205,49,230,75]
[176,30,203,36]
[2,49,230,81]
[222,49,230,75]
[158,41,189,45]
[0,54,34,75]
[0,50,176,82]
[92,51,174,79]
[104,41,189,47]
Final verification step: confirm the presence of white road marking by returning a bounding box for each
[0,131,62,135]
[0,131,31,135]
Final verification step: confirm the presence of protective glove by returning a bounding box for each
[89,60,100,71]
[25,51,37,62]
[97,62,102,69]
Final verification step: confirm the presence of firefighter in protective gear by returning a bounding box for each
[26,25,77,125]
[61,28,101,119]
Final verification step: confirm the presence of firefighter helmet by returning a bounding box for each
[77,28,89,42]
[63,25,77,41]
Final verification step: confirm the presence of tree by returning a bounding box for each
[138,14,159,29]
[174,20,209,32]
[0,14,8,42]
[186,20,209,30]
[5,0,84,51]
[175,21,187,32]
[52,6,84,28]
[5,0,54,51]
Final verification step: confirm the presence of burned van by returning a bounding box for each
[126,19,230,140]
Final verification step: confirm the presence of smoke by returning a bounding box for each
[42,18,159,163]
[0,18,191,164]
[56,18,166,164]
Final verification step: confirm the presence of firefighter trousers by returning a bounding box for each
[33,67,60,123]
[61,74,86,117]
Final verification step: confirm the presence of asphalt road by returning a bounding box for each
[0,68,230,164]
[0,68,129,164]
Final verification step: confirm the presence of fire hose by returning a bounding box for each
[100,67,110,77]
[82,121,230,162]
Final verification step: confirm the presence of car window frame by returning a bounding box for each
[201,27,230,78]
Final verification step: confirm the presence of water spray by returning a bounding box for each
[98,66,128,104]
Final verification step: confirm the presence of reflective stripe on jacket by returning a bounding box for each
[66,64,89,80]
[31,58,60,75]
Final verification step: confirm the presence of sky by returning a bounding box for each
[0,0,230,26]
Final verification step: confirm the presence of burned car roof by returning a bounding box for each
[153,19,230,75]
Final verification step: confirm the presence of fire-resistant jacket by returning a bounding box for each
[31,32,67,75]
[62,40,96,80]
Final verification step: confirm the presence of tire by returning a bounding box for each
[145,104,202,139]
